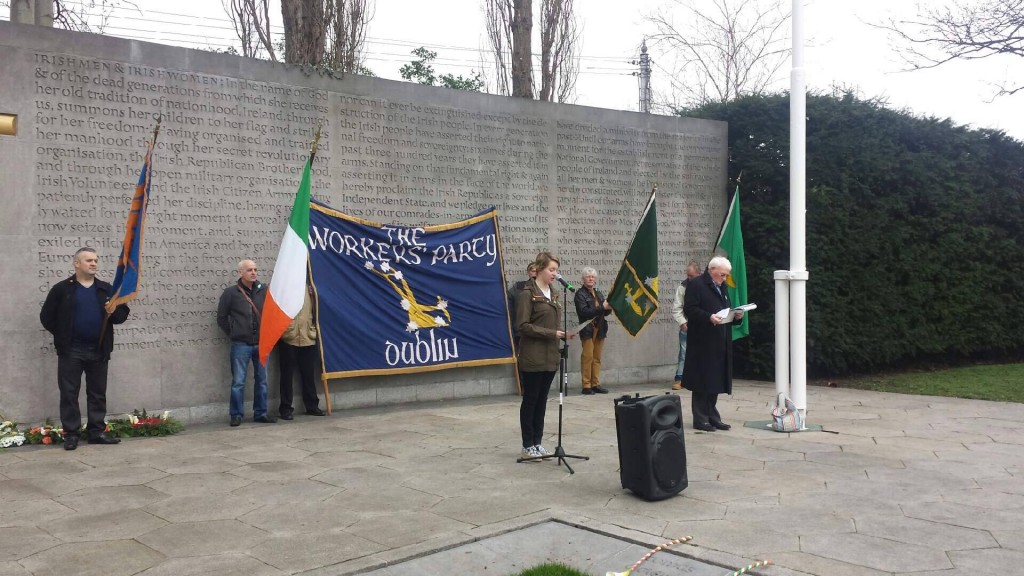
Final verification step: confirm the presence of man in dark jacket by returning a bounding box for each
[217,259,274,427]
[40,247,130,450]
[682,256,744,432]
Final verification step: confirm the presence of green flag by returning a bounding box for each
[716,186,748,339]
[608,189,659,337]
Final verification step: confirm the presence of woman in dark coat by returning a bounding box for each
[682,256,743,431]
[515,252,573,459]
[574,266,612,395]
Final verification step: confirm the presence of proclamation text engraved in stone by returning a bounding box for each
[552,119,723,292]
[32,53,332,351]
[324,96,553,267]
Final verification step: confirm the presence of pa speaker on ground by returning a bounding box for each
[613,393,687,501]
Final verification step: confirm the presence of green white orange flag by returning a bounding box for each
[259,156,312,365]
[715,186,749,340]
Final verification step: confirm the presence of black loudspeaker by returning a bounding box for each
[614,393,687,501]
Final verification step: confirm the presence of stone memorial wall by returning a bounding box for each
[0,22,727,424]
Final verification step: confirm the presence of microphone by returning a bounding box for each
[555,273,576,292]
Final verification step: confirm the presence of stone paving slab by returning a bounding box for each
[358,522,725,576]
[1,380,1024,576]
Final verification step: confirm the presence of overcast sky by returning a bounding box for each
[6,0,1022,138]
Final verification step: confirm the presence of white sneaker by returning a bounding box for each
[521,446,540,459]
[534,445,551,456]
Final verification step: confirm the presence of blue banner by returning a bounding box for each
[308,201,515,378]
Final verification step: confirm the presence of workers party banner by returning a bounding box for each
[308,200,515,378]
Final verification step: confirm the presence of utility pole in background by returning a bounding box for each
[635,40,652,113]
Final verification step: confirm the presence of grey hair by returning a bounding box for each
[237,259,254,273]
[581,267,597,278]
[708,256,732,272]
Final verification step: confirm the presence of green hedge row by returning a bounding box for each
[684,92,1024,377]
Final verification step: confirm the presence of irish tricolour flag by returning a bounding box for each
[259,158,312,365]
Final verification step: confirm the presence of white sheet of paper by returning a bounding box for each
[567,318,593,336]
[715,303,757,324]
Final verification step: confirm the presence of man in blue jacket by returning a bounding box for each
[40,247,130,450]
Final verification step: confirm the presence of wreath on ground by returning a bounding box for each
[0,409,184,448]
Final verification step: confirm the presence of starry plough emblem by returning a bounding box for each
[365,261,451,331]
[608,188,659,337]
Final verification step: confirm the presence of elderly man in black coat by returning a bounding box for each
[682,256,744,431]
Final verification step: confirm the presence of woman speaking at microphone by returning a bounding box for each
[515,251,574,460]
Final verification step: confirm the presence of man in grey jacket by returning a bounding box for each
[671,262,701,390]
[217,259,275,426]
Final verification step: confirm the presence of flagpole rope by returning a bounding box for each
[607,535,692,576]
[725,560,771,575]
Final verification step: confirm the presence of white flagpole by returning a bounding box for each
[789,0,809,423]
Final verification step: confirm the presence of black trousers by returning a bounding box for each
[519,370,555,448]
[57,348,109,438]
[691,390,723,427]
[278,342,320,415]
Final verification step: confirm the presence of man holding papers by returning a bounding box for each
[682,256,745,432]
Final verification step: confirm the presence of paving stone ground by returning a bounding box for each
[2,380,1024,576]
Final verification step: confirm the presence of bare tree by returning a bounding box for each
[485,0,580,101]
[509,0,534,97]
[539,0,580,102]
[484,0,514,96]
[878,0,1024,97]
[324,0,372,73]
[281,0,326,66]
[38,0,137,32]
[224,0,371,71]
[224,0,277,60]
[647,0,790,106]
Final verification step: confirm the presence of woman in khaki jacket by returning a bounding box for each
[515,252,574,459]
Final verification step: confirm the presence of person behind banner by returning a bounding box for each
[515,252,574,460]
[671,261,702,391]
[507,262,538,356]
[40,247,130,450]
[217,259,275,427]
[574,267,612,395]
[277,285,325,419]
[682,256,744,432]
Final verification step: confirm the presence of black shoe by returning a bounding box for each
[230,416,242,427]
[279,411,294,421]
[254,415,277,423]
[711,421,731,431]
[63,436,79,451]
[694,423,716,432]
[87,433,121,445]
[305,408,326,416]
[591,386,609,394]
[581,388,595,395]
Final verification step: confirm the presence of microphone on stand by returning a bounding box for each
[555,273,576,292]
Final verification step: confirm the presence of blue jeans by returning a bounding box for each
[674,329,688,380]
[230,341,268,419]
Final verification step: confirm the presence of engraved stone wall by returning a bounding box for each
[0,22,727,423]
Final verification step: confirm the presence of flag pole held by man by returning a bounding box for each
[106,116,161,313]
[259,127,321,367]
[608,186,659,337]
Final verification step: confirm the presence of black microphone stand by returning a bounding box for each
[517,282,589,474]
